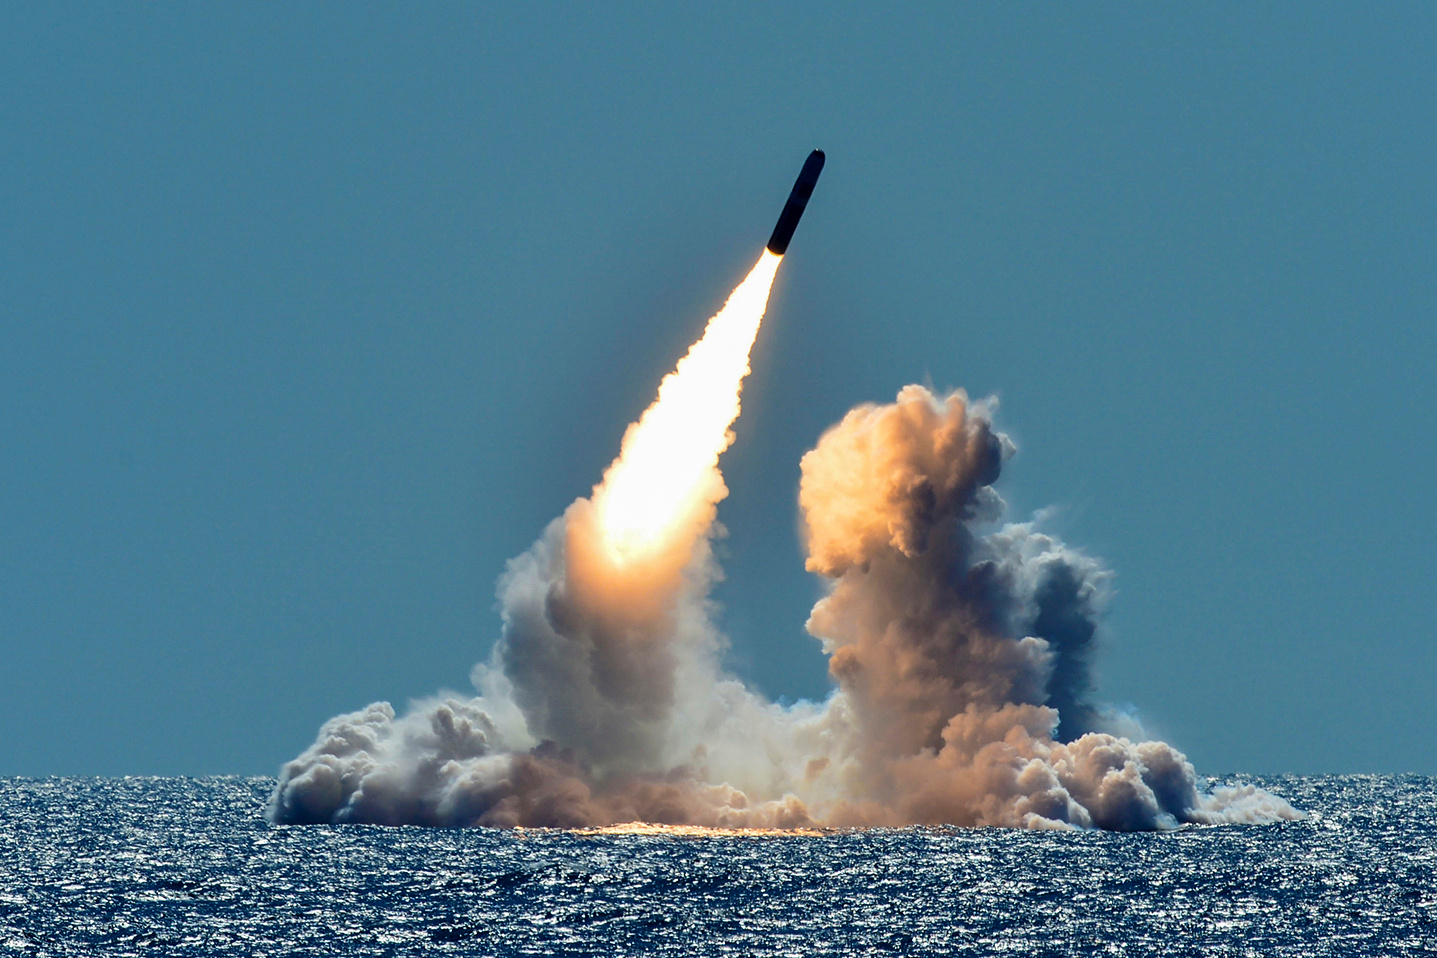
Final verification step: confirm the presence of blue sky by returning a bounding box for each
[3,4,1433,776]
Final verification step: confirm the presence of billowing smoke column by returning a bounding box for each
[270,159,1297,830]
[271,371,1295,830]
[271,250,814,829]
[792,388,1292,828]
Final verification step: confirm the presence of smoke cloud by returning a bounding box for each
[271,374,1297,831]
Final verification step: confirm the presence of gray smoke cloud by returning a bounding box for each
[270,385,1298,830]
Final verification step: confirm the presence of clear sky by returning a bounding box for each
[3,4,1433,777]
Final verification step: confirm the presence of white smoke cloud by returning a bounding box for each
[270,385,1299,830]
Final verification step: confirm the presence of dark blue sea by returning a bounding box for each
[1,776,1432,956]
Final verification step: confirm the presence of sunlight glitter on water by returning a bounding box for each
[1,776,1433,957]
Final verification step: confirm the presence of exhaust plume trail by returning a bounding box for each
[594,251,781,562]
[270,251,813,828]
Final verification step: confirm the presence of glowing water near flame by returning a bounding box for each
[594,250,782,560]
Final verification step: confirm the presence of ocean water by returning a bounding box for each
[1,776,1432,956]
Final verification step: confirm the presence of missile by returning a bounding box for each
[766,150,826,255]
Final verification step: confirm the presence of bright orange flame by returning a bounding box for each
[594,250,783,561]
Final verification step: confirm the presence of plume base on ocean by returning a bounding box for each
[271,376,1298,831]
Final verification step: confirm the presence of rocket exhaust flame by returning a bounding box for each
[594,145,824,562]
[594,250,781,562]
[269,154,1299,833]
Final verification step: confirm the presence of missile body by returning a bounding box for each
[766,150,825,255]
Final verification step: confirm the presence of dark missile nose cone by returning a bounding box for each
[766,150,825,255]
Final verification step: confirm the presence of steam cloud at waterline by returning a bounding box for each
[270,255,1297,831]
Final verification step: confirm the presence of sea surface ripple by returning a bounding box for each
[1,776,1432,956]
